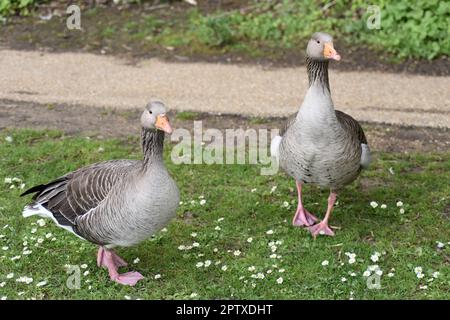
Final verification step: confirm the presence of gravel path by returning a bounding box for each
[1,49,449,128]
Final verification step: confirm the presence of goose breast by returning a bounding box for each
[280,118,362,190]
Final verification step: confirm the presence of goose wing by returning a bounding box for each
[335,110,371,168]
[21,159,137,227]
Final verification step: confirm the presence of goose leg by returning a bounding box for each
[97,247,144,286]
[308,191,336,238]
[292,181,318,227]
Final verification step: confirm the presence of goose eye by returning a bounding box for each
[149,110,153,114]
[317,40,320,44]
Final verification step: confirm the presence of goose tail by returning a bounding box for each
[270,135,282,161]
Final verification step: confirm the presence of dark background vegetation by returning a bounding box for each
[0,0,448,73]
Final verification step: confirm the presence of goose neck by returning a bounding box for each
[306,57,330,93]
[141,128,164,167]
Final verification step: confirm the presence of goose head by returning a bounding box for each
[306,32,341,62]
[140,100,173,134]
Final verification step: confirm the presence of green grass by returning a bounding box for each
[175,111,200,121]
[0,129,449,299]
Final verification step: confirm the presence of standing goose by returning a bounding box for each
[21,101,180,285]
[271,32,370,237]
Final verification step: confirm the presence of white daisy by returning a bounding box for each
[16,276,33,284]
[436,242,445,249]
[36,280,47,287]
[321,260,329,266]
[276,277,283,284]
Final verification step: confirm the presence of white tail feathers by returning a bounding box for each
[22,204,50,218]
[270,135,282,161]
[360,143,371,169]
[22,204,79,236]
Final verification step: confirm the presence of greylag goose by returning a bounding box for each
[271,32,371,237]
[21,101,180,285]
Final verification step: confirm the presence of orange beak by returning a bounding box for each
[324,42,341,61]
[155,114,173,134]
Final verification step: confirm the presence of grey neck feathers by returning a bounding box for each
[141,128,164,167]
[306,57,330,93]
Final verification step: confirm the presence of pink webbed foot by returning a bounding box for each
[292,208,318,227]
[109,250,128,268]
[308,222,335,238]
[111,271,145,286]
[97,247,144,286]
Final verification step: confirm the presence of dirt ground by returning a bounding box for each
[1,99,448,153]
[1,49,449,128]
